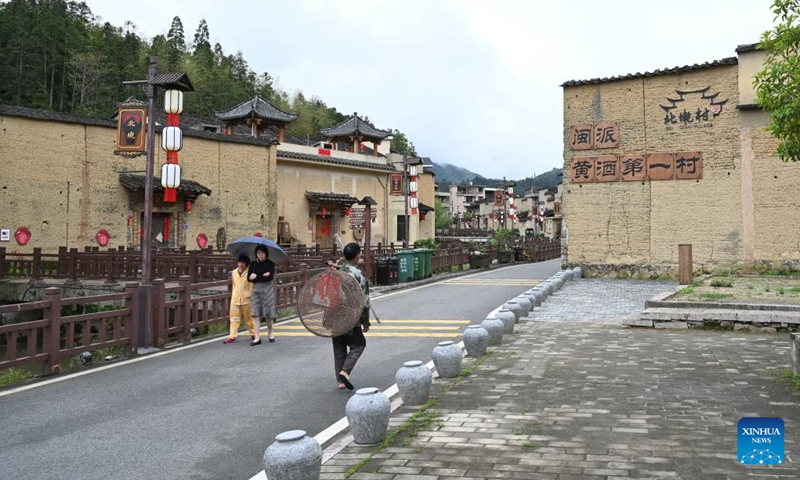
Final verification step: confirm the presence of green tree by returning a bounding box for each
[755,0,800,162]
[435,199,451,229]
[166,16,185,70]
[390,129,417,156]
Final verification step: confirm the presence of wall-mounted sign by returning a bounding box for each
[646,153,675,181]
[675,152,703,179]
[595,155,619,182]
[570,153,703,183]
[0,229,9,241]
[570,157,595,183]
[390,174,403,195]
[569,123,619,150]
[115,99,147,156]
[661,87,729,131]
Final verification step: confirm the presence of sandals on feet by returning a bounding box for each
[337,373,354,390]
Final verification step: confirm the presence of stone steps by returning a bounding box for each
[626,306,800,330]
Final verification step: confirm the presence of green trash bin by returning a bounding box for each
[395,250,415,283]
[420,248,433,278]
[411,249,424,280]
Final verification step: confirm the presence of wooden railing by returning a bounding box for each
[0,284,139,374]
[0,266,309,373]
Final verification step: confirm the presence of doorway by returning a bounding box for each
[140,212,172,249]
[314,215,332,248]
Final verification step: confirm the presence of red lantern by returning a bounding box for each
[184,200,193,213]
[196,233,208,249]
[254,232,263,237]
[95,229,110,247]
[421,213,427,221]
[345,208,351,216]
[14,226,31,246]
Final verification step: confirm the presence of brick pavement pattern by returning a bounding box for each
[323,320,800,479]
[532,279,677,323]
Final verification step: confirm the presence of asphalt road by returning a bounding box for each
[0,260,560,480]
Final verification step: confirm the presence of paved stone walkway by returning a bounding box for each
[322,320,800,479]
[533,279,677,323]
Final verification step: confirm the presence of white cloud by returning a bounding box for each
[87,0,775,179]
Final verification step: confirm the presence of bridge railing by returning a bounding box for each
[0,265,310,373]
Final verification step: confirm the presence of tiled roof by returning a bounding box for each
[305,191,359,205]
[561,57,738,87]
[215,95,298,124]
[118,174,212,196]
[736,43,760,53]
[150,72,193,91]
[419,202,434,214]
[320,112,391,140]
[278,149,398,172]
[1,105,278,147]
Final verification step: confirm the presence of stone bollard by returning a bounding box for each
[396,360,432,406]
[432,341,463,378]
[515,295,532,318]
[496,308,516,335]
[792,333,800,375]
[481,317,504,346]
[503,300,523,322]
[263,430,322,480]
[463,325,489,356]
[525,289,543,307]
[574,267,583,279]
[346,388,391,444]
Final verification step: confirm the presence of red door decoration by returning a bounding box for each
[196,233,208,249]
[96,229,110,247]
[14,226,31,246]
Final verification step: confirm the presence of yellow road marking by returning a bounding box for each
[274,325,461,331]
[364,320,470,324]
[247,332,462,338]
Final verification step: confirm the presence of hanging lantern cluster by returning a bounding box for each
[408,164,419,214]
[507,187,516,222]
[160,90,184,203]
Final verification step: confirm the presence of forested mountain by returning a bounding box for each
[435,165,563,195]
[0,0,417,148]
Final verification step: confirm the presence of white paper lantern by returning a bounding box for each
[164,89,183,114]
[407,165,418,177]
[161,163,181,189]
[409,197,419,209]
[161,126,183,151]
[409,181,418,193]
[507,187,514,195]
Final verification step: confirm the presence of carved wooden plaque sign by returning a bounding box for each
[594,122,620,149]
[595,155,619,182]
[675,152,703,179]
[570,157,595,183]
[569,125,594,150]
[620,155,647,181]
[646,153,674,180]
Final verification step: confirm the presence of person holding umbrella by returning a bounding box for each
[247,245,277,345]
[226,236,288,346]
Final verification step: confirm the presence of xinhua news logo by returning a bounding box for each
[738,417,784,465]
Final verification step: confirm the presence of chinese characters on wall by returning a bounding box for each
[569,122,620,150]
[570,153,702,183]
[660,87,729,131]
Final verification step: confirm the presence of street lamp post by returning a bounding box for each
[402,157,422,247]
[122,56,192,349]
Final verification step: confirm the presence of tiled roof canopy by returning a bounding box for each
[215,95,298,124]
[419,202,435,214]
[278,149,398,172]
[119,174,212,197]
[561,57,738,87]
[320,112,391,141]
[736,43,760,53]
[305,191,359,205]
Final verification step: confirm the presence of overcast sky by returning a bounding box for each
[89,0,774,179]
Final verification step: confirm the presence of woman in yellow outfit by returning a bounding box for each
[223,254,255,343]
